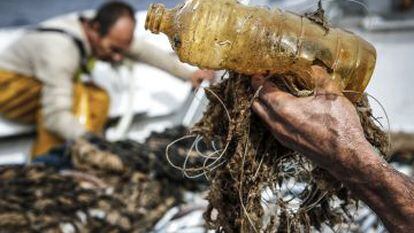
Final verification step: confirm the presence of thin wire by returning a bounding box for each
[186,88,234,178]
[165,134,199,171]
[165,86,233,178]
[366,92,392,154]
[238,128,259,233]
[303,191,328,212]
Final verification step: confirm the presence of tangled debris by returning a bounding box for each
[0,126,208,233]
[182,72,389,232]
[75,126,208,188]
[0,165,135,232]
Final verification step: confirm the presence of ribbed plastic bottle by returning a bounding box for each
[145,0,376,101]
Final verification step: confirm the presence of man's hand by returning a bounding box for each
[251,66,369,176]
[251,65,414,233]
[190,70,215,88]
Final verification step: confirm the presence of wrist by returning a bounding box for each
[331,139,384,184]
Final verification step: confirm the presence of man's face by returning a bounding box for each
[93,16,135,63]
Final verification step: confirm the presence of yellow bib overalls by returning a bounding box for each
[0,28,110,158]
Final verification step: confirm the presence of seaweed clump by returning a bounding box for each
[185,72,388,232]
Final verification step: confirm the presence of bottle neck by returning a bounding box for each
[145,4,174,36]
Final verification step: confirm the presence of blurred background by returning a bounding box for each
[0,0,413,159]
[0,0,413,232]
[0,0,181,28]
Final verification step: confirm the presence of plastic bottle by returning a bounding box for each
[145,0,376,101]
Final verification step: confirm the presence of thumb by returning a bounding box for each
[311,65,342,96]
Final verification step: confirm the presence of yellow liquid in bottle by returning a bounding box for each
[146,0,376,102]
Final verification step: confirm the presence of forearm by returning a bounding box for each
[41,83,87,140]
[127,39,195,79]
[136,51,194,79]
[333,142,414,232]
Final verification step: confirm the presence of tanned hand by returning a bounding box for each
[251,65,414,233]
[251,65,367,177]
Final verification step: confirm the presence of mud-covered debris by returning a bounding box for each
[187,72,388,232]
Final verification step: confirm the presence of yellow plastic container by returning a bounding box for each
[145,0,376,101]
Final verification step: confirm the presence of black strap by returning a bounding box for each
[34,27,90,75]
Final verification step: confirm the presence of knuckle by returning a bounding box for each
[260,92,274,105]
[276,102,290,115]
